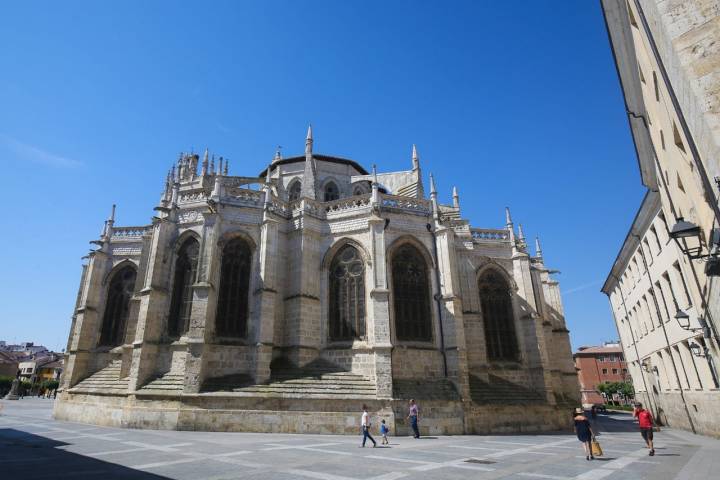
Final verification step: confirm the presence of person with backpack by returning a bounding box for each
[633,403,655,456]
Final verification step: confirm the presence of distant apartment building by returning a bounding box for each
[574,342,628,406]
[601,0,720,436]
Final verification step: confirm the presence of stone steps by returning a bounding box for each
[393,378,459,400]
[470,374,545,404]
[71,361,129,394]
[140,372,185,393]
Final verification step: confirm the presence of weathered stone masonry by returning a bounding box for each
[55,129,579,434]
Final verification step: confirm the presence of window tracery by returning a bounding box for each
[329,245,366,341]
[392,244,432,341]
[168,237,200,337]
[99,265,136,346]
[478,268,519,361]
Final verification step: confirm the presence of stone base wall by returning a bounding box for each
[638,390,720,438]
[392,347,444,379]
[204,344,255,378]
[321,347,375,378]
[54,391,572,435]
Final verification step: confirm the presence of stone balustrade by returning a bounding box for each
[380,194,431,215]
[111,226,153,239]
[471,228,510,242]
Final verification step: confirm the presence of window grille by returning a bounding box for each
[478,269,519,361]
[216,238,252,337]
[329,245,366,341]
[392,244,432,341]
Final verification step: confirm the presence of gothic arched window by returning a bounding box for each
[288,180,302,201]
[168,237,200,337]
[478,269,519,361]
[329,245,366,341]
[392,244,432,341]
[215,237,252,337]
[324,182,340,201]
[99,265,136,346]
[352,185,366,196]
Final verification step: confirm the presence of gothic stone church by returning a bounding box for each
[55,128,579,434]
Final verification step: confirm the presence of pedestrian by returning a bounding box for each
[380,419,389,445]
[360,404,376,448]
[591,405,597,419]
[633,403,655,456]
[573,407,594,461]
[408,399,420,439]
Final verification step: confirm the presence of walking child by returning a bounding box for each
[380,419,389,445]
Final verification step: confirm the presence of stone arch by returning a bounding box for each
[168,235,201,337]
[327,244,366,341]
[288,178,302,201]
[477,263,519,361]
[321,238,371,271]
[388,237,434,342]
[98,263,138,347]
[101,259,139,286]
[475,259,518,292]
[386,235,435,270]
[217,229,257,251]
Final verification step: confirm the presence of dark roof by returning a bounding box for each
[0,351,18,364]
[259,154,369,177]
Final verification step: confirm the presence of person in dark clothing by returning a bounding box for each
[573,407,595,460]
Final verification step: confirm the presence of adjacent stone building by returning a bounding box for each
[55,129,578,434]
[601,0,720,436]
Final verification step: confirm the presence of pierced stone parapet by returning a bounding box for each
[380,194,431,215]
[471,228,511,242]
[111,226,153,240]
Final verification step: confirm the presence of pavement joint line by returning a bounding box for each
[131,457,201,470]
[517,472,573,480]
[573,448,649,479]
[262,442,341,451]
[81,447,149,457]
[122,441,194,452]
[409,457,496,472]
[363,454,431,465]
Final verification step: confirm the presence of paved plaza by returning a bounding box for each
[1,399,719,479]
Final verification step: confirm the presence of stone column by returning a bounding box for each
[254,212,280,383]
[127,217,176,391]
[63,248,111,388]
[182,214,219,393]
[434,226,471,400]
[368,215,393,399]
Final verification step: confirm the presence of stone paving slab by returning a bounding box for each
[1,398,719,479]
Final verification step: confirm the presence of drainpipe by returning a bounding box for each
[427,223,448,377]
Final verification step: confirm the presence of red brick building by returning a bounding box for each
[574,342,628,406]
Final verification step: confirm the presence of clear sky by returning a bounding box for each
[0,1,644,352]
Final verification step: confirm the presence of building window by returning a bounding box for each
[653,71,659,101]
[673,122,686,153]
[598,356,605,362]
[479,268,519,361]
[352,185,366,196]
[288,180,302,201]
[677,173,686,193]
[673,261,692,307]
[612,368,619,375]
[215,237,252,337]
[168,237,200,337]
[660,129,665,150]
[622,368,627,374]
[99,266,137,346]
[627,1,639,27]
[392,244,432,342]
[324,181,340,202]
[329,245,366,341]
[602,368,608,375]
[650,225,661,253]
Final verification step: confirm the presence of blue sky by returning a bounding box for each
[0,1,644,352]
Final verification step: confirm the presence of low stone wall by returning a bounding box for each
[54,391,572,435]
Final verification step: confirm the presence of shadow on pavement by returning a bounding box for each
[0,429,168,479]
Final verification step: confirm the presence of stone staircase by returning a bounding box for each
[70,360,129,394]
[202,359,376,398]
[393,378,459,400]
[469,374,545,405]
[139,370,185,394]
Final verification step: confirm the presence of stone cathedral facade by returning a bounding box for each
[55,128,579,434]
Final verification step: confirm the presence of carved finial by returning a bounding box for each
[109,204,116,223]
[429,173,437,196]
[372,164,378,185]
[535,236,543,258]
[201,149,209,176]
[273,146,282,163]
[412,144,419,170]
[223,159,229,176]
[171,165,177,183]
[505,207,513,226]
[305,124,313,155]
[210,155,215,175]
[518,223,525,241]
[218,157,224,176]
[452,186,459,208]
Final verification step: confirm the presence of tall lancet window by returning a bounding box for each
[99,265,137,346]
[392,244,432,341]
[168,237,200,337]
[324,182,340,201]
[478,269,519,361]
[288,180,302,201]
[329,245,366,341]
[215,238,252,337]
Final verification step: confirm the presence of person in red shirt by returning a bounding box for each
[633,403,655,456]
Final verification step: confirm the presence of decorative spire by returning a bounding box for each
[518,223,525,241]
[171,165,177,183]
[452,186,459,209]
[273,146,282,163]
[305,124,313,155]
[223,159,229,176]
[412,144,419,171]
[371,164,379,204]
[505,207,513,226]
[210,155,215,175]
[108,204,116,223]
[372,164,378,185]
[201,149,209,176]
[301,126,317,199]
[429,173,437,196]
[264,166,272,207]
[429,173,439,221]
[535,236,543,259]
[218,157,224,176]
[505,207,516,247]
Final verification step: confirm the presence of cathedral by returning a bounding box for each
[55,127,579,434]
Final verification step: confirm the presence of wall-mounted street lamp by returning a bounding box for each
[689,341,706,358]
[674,309,691,329]
[669,217,720,275]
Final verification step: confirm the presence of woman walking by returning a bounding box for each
[574,407,594,460]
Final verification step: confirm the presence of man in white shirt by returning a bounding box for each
[361,404,377,447]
